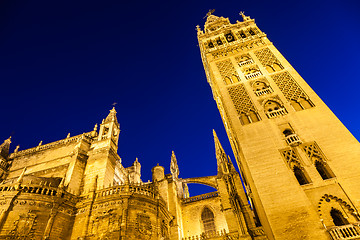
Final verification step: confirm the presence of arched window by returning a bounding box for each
[315,160,334,180]
[293,166,310,185]
[201,207,216,235]
[331,208,349,226]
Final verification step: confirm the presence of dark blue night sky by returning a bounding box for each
[0,1,359,195]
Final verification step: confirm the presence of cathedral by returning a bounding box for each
[0,11,359,240]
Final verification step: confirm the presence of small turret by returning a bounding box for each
[128,158,141,184]
[152,164,165,182]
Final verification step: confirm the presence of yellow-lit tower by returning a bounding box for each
[197,11,360,240]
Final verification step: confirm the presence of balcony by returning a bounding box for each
[245,71,262,79]
[255,87,272,96]
[238,59,254,67]
[328,224,360,239]
[285,134,302,147]
[266,108,286,119]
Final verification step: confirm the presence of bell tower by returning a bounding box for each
[197,11,360,240]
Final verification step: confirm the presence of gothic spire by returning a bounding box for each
[170,151,179,179]
[213,130,229,175]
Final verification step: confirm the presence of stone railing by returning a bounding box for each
[182,191,219,204]
[182,229,239,240]
[245,71,262,80]
[328,224,360,240]
[255,87,272,96]
[238,59,254,67]
[285,134,302,147]
[95,183,156,199]
[0,182,76,202]
[266,108,287,119]
[9,132,94,158]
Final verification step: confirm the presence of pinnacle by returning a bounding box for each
[104,106,119,125]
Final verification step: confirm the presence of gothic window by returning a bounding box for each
[216,38,223,46]
[201,207,216,235]
[293,165,310,185]
[225,32,235,42]
[331,208,349,226]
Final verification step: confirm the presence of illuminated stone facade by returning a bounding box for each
[0,107,265,239]
[197,11,360,240]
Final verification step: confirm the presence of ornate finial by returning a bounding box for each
[66,133,70,138]
[93,124,98,131]
[38,141,43,146]
[14,145,20,153]
[204,9,215,19]
[239,11,251,21]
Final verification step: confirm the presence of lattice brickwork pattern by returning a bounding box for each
[254,48,283,68]
[302,142,326,162]
[227,84,256,114]
[215,59,238,81]
[281,149,301,165]
[271,72,308,102]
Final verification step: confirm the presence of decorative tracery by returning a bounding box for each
[254,48,283,72]
[227,84,260,124]
[215,59,240,85]
[302,142,335,179]
[280,149,311,185]
[271,71,314,110]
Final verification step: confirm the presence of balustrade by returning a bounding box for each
[182,191,218,204]
[285,134,302,146]
[328,224,360,240]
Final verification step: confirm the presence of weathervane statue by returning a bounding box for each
[204,9,215,19]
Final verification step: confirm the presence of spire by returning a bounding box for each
[170,151,179,179]
[104,107,119,126]
[213,130,229,174]
[0,137,11,158]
